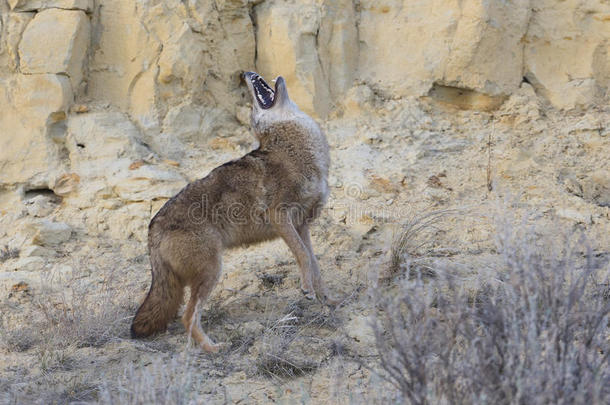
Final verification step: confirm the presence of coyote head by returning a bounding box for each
[243,71,301,134]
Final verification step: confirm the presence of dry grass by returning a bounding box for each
[373,218,610,404]
[1,261,139,404]
[0,245,19,262]
[98,355,197,405]
[2,208,606,404]
[0,321,38,352]
[256,310,319,380]
[390,209,460,278]
[33,267,135,348]
[255,298,338,381]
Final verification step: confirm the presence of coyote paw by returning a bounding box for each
[301,287,316,300]
[203,341,228,353]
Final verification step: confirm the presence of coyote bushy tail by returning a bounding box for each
[130,250,183,338]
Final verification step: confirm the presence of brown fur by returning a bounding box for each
[130,73,335,352]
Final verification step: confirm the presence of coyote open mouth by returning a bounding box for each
[245,72,276,109]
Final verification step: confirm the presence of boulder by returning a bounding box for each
[65,112,187,203]
[110,165,187,202]
[23,220,72,246]
[9,0,93,12]
[0,11,34,72]
[19,8,90,90]
[359,0,530,100]
[524,0,610,109]
[255,0,331,118]
[0,74,72,187]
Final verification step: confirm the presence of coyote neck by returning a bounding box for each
[258,121,330,176]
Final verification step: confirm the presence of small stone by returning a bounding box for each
[24,195,57,217]
[21,245,53,257]
[346,315,375,346]
[25,220,72,246]
[71,104,89,113]
[10,257,46,272]
[556,208,592,224]
[53,173,80,196]
[11,281,29,292]
[129,160,146,170]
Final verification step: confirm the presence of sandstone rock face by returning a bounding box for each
[19,8,90,90]
[0,11,34,73]
[0,74,72,187]
[255,0,358,118]
[9,0,93,12]
[359,0,530,99]
[87,0,255,134]
[0,0,607,248]
[358,0,461,98]
[0,1,609,401]
[23,220,72,246]
[524,0,610,109]
[443,0,531,96]
[255,0,330,117]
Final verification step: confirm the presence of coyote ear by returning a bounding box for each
[274,76,290,105]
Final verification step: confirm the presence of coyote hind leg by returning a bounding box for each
[177,243,225,352]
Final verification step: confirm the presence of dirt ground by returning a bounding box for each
[1,87,608,403]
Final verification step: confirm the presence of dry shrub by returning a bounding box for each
[390,209,459,278]
[373,219,609,404]
[255,299,338,381]
[0,320,38,352]
[256,311,319,380]
[0,245,19,262]
[1,263,138,403]
[33,266,135,348]
[0,364,98,404]
[98,355,197,405]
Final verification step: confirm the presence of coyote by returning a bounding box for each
[131,72,336,352]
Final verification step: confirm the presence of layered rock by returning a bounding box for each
[524,0,610,109]
[8,0,93,12]
[64,112,187,205]
[0,74,72,187]
[0,0,608,249]
[19,8,90,90]
[359,0,531,105]
[255,0,358,118]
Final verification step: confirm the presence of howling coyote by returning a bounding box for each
[131,72,335,352]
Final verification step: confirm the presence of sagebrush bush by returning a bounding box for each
[33,268,134,348]
[373,219,609,404]
[390,209,460,278]
[0,245,19,262]
[98,356,197,405]
[256,304,322,380]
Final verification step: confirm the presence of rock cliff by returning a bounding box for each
[0,0,608,402]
